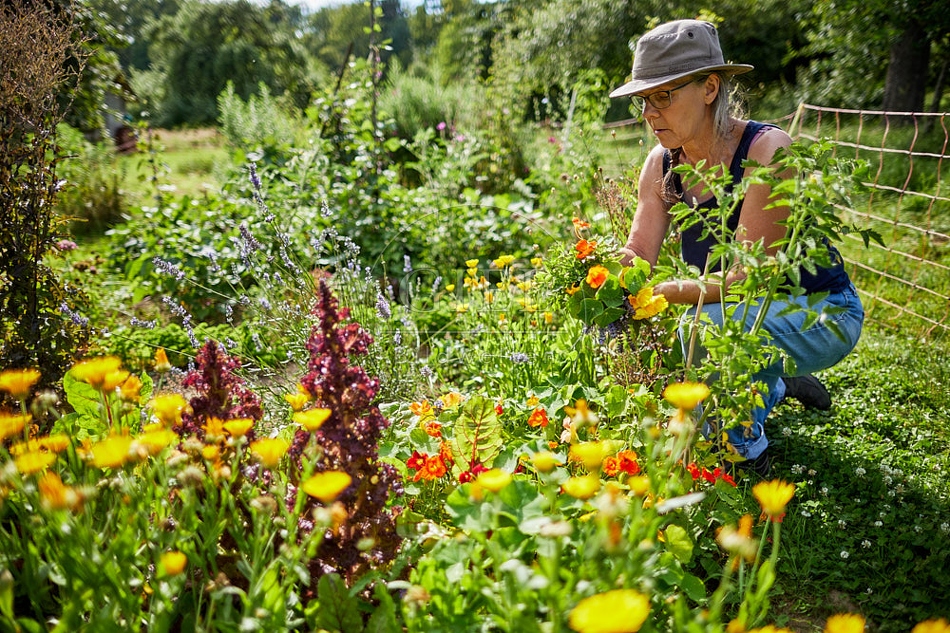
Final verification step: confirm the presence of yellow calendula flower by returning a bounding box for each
[530,451,561,473]
[492,254,516,269]
[250,438,289,468]
[301,471,352,503]
[824,613,866,633]
[475,468,512,493]
[149,394,190,427]
[295,407,332,432]
[465,258,479,268]
[203,417,225,442]
[37,434,70,453]
[154,348,172,373]
[223,418,254,438]
[201,445,220,461]
[748,626,795,633]
[101,369,131,394]
[135,428,178,455]
[90,435,134,469]
[569,441,608,471]
[15,451,57,475]
[562,475,601,500]
[284,390,310,412]
[912,619,950,633]
[568,589,651,633]
[38,471,79,511]
[0,368,41,400]
[663,382,711,411]
[753,480,796,519]
[119,375,143,403]
[160,551,187,576]
[0,412,30,441]
[71,356,123,389]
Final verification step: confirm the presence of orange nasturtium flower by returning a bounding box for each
[301,471,352,503]
[160,551,187,576]
[223,418,254,438]
[154,348,172,373]
[0,412,30,441]
[294,407,332,432]
[568,589,651,633]
[0,368,41,400]
[663,382,711,411]
[585,265,610,289]
[413,455,448,481]
[409,400,433,418]
[527,407,549,428]
[90,435,134,469]
[753,479,796,520]
[574,239,597,260]
[149,393,190,427]
[572,217,591,231]
[250,438,290,468]
[71,356,123,390]
[15,451,57,475]
[824,613,867,633]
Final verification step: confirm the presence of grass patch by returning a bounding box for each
[120,128,230,200]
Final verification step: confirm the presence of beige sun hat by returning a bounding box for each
[609,20,753,99]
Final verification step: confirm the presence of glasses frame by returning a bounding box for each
[631,77,700,115]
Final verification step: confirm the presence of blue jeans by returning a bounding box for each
[682,284,864,459]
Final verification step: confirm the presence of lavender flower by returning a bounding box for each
[403,255,412,273]
[509,352,530,364]
[130,317,157,329]
[152,257,186,281]
[248,163,262,191]
[376,294,392,320]
[60,302,89,327]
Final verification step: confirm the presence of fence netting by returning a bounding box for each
[600,106,950,340]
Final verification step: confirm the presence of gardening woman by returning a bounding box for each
[610,19,864,474]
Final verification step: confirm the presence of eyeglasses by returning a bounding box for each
[631,78,698,114]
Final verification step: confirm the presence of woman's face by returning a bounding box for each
[637,75,716,148]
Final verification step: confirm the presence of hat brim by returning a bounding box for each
[608,64,753,99]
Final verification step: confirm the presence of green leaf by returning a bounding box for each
[679,572,707,603]
[664,524,694,563]
[577,299,604,324]
[365,583,400,633]
[594,277,623,307]
[450,395,503,471]
[593,307,625,327]
[313,574,363,633]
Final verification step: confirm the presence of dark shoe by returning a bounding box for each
[730,449,772,478]
[782,374,832,410]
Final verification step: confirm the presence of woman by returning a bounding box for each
[610,20,864,474]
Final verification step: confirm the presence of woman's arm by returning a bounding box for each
[619,146,672,268]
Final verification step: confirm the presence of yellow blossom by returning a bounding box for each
[753,480,796,519]
[135,428,178,455]
[628,475,651,496]
[0,412,30,441]
[465,258,479,268]
[15,451,57,475]
[101,370,131,393]
[454,302,469,314]
[440,392,462,409]
[569,442,608,471]
[223,418,254,438]
[160,551,187,576]
[663,382,711,411]
[445,284,456,292]
[154,348,172,373]
[250,438,289,468]
[475,468,512,493]
[531,256,543,268]
[201,445,220,461]
[824,614,866,633]
[568,589,650,633]
[564,399,598,427]
[544,311,554,324]
[71,356,123,389]
[295,407,332,432]
[37,434,70,453]
[748,627,795,633]
[717,514,757,562]
[119,375,143,403]
[628,286,669,320]
[562,475,601,500]
[912,619,950,633]
[149,394,190,427]
[90,435,134,469]
[38,471,80,511]
[492,254,516,269]
[203,417,225,441]
[301,471,352,503]
[531,451,561,473]
[283,391,310,412]
[0,369,41,400]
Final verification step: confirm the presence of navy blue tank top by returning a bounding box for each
[665,120,851,294]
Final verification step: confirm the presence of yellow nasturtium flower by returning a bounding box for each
[250,438,289,468]
[475,468,512,493]
[662,382,711,411]
[301,471,352,503]
[562,475,601,500]
[294,407,332,432]
[568,589,651,633]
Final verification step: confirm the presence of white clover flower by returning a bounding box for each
[820,486,829,495]
[941,522,950,534]
[782,427,792,437]
[861,539,872,548]
[801,510,812,517]
[873,520,883,527]
[840,550,850,559]
[855,467,866,477]
[808,469,817,476]
[914,525,923,533]
[791,464,805,474]
[838,519,847,529]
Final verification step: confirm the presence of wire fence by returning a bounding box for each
[786,104,950,340]
[600,106,950,340]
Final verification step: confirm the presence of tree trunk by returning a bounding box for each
[882,19,931,113]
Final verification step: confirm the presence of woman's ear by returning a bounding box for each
[704,74,721,105]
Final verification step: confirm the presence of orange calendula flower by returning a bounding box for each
[149,394,190,427]
[301,470,352,503]
[0,412,30,441]
[568,589,650,633]
[562,474,601,500]
[284,391,310,412]
[413,455,447,481]
[475,468,512,493]
[71,356,123,390]
[0,368,41,400]
[15,451,57,475]
[119,375,143,403]
[912,619,950,633]
[223,418,254,438]
[154,348,172,373]
[574,239,597,260]
[753,479,796,520]
[527,407,549,428]
[663,382,711,411]
[38,471,79,511]
[160,551,187,576]
[90,435,134,469]
[629,286,668,320]
[572,217,591,231]
[824,613,866,633]
[250,438,289,468]
[295,407,332,432]
[585,265,610,289]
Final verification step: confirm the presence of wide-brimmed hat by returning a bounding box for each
[609,20,753,99]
